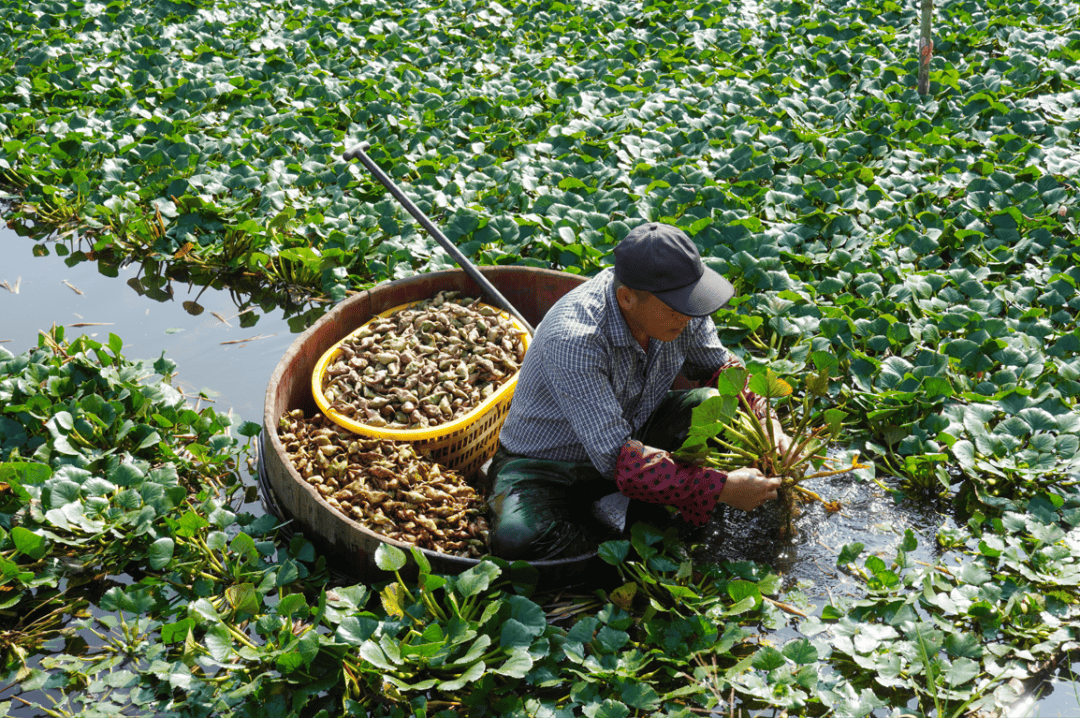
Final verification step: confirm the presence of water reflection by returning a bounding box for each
[4,204,330,337]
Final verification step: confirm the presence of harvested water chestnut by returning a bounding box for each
[278,410,489,557]
[319,291,526,430]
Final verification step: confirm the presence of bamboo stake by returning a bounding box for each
[917,0,933,94]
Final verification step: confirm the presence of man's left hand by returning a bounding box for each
[769,419,795,458]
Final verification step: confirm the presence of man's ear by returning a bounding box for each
[615,285,636,312]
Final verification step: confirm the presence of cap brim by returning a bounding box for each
[652,266,735,317]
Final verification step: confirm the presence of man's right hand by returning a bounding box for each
[715,467,781,512]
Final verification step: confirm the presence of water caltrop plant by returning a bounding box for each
[3,333,1080,717]
[3,0,1078,497]
[676,361,867,523]
[2,0,1080,713]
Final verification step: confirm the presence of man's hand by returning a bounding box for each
[769,419,796,460]
[716,467,781,512]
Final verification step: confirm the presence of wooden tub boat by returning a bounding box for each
[259,266,597,587]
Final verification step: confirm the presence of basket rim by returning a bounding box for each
[311,298,530,440]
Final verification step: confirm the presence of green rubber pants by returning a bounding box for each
[487,387,715,561]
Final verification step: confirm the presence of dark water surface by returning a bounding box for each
[1,232,313,426]
[2,227,1078,717]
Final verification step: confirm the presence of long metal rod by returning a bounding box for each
[343,142,534,334]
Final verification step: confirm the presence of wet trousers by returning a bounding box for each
[487,388,715,561]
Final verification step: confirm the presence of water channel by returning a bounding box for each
[1,224,1078,716]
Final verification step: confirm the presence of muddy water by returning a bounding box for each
[1,226,1077,716]
[695,468,952,601]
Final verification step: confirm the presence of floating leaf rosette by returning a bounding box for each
[676,361,868,528]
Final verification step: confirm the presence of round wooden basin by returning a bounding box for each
[260,267,594,586]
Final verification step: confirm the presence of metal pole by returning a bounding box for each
[343,142,534,334]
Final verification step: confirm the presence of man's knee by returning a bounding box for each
[488,491,538,559]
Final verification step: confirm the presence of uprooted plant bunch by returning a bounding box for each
[676,363,868,526]
[278,409,490,557]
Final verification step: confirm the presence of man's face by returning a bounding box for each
[618,287,694,343]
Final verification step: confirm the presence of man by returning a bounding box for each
[488,222,785,560]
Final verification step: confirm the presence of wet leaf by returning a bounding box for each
[148,537,174,569]
[225,583,260,616]
[11,527,47,560]
[375,542,407,572]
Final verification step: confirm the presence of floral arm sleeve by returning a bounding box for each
[613,439,728,526]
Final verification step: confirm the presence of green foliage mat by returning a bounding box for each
[1,0,1079,491]
[3,0,1080,714]
[0,333,1078,717]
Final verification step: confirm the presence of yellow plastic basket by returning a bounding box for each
[311,300,530,479]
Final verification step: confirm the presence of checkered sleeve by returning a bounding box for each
[536,331,632,478]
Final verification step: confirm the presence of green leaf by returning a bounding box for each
[747,369,791,398]
[837,543,865,566]
[10,527,48,560]
[782,638,819,665]
[411,545,432,577]
[438,660,486,691]
[276,593,308,618]
[225,583,260,616]
[945,657,980,686]
[686,395,738,438]
[727,580,762,607]
[812,351,839,370]
[596,625,630,653]
[599,540,630,565]
[0,463,51,501]
[161,618,193,644]
[726,595,758,616]
[375,543,407,572]
[500,619,535,649]
[506,595,546,637]
[229,532,257,561]
[337,616,378,646]
[148,537,174,569]
[454,560,500,597]
[205,624,233,662]
[589,698,630,718]
[493,648,533,678]
[957,563,991,586]
[752,646,786,671]
[621,681,660,711]
[944,632,983,659]
[824,408,847,436]
[714,366,749,396]
[276,650,305,674]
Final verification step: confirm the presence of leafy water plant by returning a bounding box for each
[1,324,1079,716]
[2,0,1080,712]
[676,362,867,529]
[2,0,1079,497]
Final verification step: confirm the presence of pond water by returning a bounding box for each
[1,225,1078,716]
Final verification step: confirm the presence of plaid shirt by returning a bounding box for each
[499,268,732,477]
